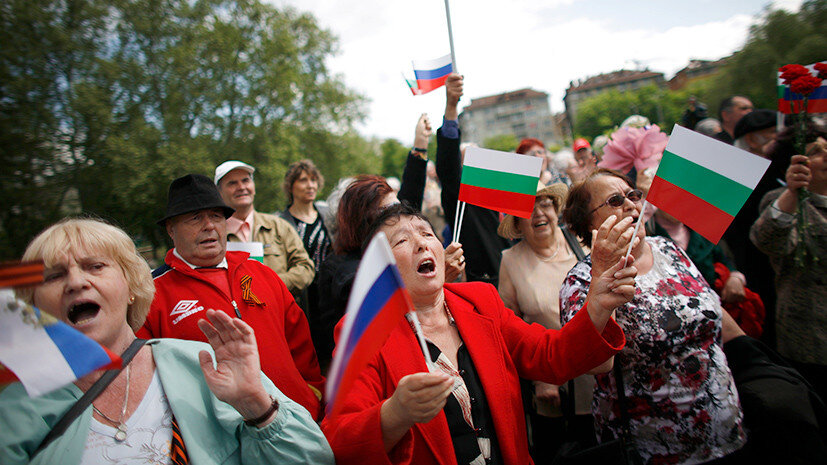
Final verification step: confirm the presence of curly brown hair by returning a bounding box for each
[283,159,325,206]
[562,168,634,248]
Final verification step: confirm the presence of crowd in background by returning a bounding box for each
[2,72,826,465]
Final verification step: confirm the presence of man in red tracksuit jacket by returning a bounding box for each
[138,174,325,420]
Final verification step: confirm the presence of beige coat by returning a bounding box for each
[228,210,315,294]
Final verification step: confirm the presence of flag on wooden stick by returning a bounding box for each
[458,147,543,218]
[647,125,771,244]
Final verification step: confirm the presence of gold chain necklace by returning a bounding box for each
[92,364,131,442]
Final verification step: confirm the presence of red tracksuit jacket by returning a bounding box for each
[138,249,325,420]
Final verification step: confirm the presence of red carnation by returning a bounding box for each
[780,64,810,85]
[815,62,827,79]
[790,74,823,96]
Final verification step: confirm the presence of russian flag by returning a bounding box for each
[777,62,827,114]
[325,232,413,418]
[410,54,454,95]
[0,288,121,397]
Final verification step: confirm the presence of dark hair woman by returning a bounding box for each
[560,168,746,464]
[321,203,632,465]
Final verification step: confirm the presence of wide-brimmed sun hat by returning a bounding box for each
[497,182,568,240]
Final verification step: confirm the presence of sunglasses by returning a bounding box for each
[590,189,643,214]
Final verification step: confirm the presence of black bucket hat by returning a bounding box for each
[733,109,776,140]
[157,174,235,226]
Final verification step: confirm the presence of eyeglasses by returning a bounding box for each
[590,189,643,214]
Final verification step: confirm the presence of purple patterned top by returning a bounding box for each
[560,236,745,464]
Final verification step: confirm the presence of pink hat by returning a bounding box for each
[573,138,591,152]
[598,125,668,173]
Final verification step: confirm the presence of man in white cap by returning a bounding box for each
[215,161,315,296]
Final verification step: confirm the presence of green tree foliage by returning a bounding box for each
[572,1,826,139]
[483,134,519,152]
[706,0,827,115]
[0,0,373,259]
[380,138,410,179]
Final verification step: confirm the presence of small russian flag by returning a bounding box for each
[406,54,454,96]
[0,288,121,397]
[777,62,827,114]
[325,232,413,418]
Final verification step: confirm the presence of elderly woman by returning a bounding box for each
[321,203,633,465]
[560,168,746,464]
[751,136,827,403]
[317,175,465,368]
[0,219,333,464]
[497,183,595,462]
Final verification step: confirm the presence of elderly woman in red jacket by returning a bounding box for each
[321,203,634,465]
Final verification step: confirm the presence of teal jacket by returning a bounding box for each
[0,339,334,465]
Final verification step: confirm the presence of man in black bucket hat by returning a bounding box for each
[138,174,326,420]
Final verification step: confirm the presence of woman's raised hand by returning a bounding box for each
[586,255,638,332]
[197,309,273,423]
[444,242,465,283]
[590,215,640,276]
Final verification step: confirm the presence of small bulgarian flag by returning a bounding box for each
[777,62,827,114]
[647,125,771,244]
[459,147,543,218]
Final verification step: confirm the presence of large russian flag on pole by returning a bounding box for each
[647,125,771,244]
[0,288,121,397]
[325,232,413,418]
[410,54,454,95]
[459,146,544,218]
[777,62,827,114]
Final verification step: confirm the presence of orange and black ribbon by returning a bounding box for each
[0,261,44,288]
[170,416,189,464]
[239,275,265,307]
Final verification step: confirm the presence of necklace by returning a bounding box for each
[92,364,131,442]
[532,238,563,262]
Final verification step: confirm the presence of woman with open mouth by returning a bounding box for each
[560,168,746,464]
[1,218,333,464]
[321,203,634,465]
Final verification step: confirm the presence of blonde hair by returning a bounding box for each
[18,218,154,331]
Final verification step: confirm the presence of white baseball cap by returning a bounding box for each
[214,161,255,185]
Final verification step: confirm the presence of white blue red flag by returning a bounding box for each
[406,54,453,95]
[0,285,121,397]
[325,232,414,418]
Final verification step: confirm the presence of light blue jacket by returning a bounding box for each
[0,339,334,464]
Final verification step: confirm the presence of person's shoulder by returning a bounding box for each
[149,338,211,361]
[152,263,172,279]
[445,281,498,304]
[758,187,785,212]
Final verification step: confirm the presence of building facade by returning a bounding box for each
[458,88,564,146]
[563,69,666,128]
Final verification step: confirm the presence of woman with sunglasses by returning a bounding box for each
[559,168,746,464]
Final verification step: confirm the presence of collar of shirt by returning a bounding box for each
[173,248,228,269]
[226,210,255,242]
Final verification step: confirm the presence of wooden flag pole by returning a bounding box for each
[444,0,457,72]
[623,200,648,262]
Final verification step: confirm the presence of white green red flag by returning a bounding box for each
[647,125,771,244]
[459,147,543,218]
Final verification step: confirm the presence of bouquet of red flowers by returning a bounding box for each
[778,63,825,265]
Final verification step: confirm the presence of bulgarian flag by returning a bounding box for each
[647,125,771,244]
[777,62,827,114]
[459,147,543,218]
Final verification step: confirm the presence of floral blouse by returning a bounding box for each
[560,236,745,465]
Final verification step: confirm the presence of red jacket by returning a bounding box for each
[137,249,325,420]
[321,282,625,465]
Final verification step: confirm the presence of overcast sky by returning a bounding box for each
[272,0,803,142]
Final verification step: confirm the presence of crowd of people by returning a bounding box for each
[1,72,826,465]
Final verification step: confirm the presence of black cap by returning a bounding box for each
[733,109,777,140]
[157,174,235,226]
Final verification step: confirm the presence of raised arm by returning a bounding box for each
[398,114,431,210]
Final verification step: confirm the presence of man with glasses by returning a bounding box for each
[140,174,326,420]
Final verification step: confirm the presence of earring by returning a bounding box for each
[128,296,135,305]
